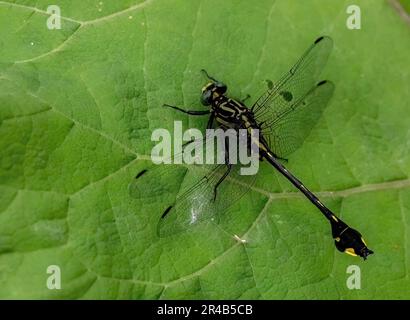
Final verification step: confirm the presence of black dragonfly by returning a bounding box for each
[131,36,374,260]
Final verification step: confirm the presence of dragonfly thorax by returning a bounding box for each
[201,81,227,106]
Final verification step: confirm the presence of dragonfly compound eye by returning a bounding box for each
[201,90,212,106]
[215,82,227,94]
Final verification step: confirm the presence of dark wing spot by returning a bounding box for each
[317,80,327,86]
[161,206,173,219]
[265,79,274,90]
[315,36,324,44]
[135,169,148,179]
[280,91,293,102]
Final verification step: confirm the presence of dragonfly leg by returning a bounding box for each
[212,164,233,201]
[277,156,288,163]
[206,113,215,129]
[182,139,194,148]
[182,117,216,152]
[163,104,210,115]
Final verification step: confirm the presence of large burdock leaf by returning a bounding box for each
[1,0,410,299]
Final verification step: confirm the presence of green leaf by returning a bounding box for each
[399,0,410,14]
[1,0,410,299]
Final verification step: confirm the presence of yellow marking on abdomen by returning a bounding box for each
[345,248,358,257]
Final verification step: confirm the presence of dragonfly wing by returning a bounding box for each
[157,163,225,236]
[262,80,335,157]
[252,36,334,157]
[157,162,257,237]
[129,137,257,237]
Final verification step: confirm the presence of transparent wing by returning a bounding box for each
[252,36,334,157]
[261,80,335,157]
[129,135,257,237]
[157,161,256,236]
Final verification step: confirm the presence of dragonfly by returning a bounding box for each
[131,36,374,260]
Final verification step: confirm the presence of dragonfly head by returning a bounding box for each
[201,81,227,106]
[331,217,374,260]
